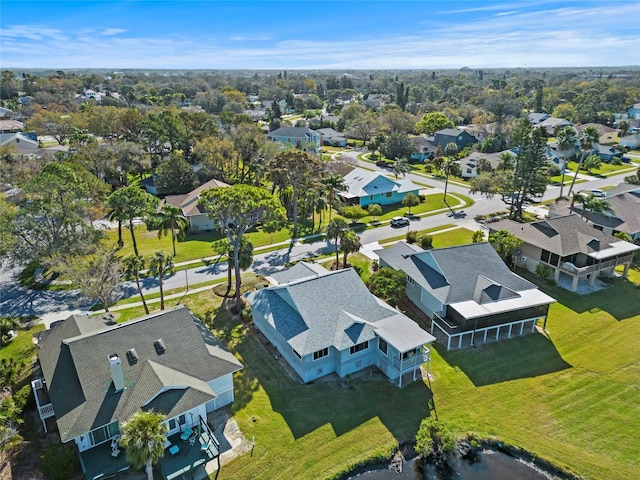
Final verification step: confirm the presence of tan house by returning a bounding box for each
[490,215,639,292]
[162,178,229,232]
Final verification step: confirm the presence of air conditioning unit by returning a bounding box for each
[521,256,527,262]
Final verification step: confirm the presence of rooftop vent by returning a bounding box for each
[154,339,166,354]
[126,348,138,363]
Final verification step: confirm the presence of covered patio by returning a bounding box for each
[159,416,219,480]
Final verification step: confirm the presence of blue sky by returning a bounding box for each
[1,1,639,69]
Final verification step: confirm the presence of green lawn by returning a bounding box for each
[106,223,294,261]
[431,228,477,248]
[565,160,635,177]
[0,324,45,383]
[84,236,640,479]
[211,265,640,480]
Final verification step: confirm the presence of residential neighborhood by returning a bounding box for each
[1,59,640,480]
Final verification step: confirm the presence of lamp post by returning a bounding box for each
[184,269,189,292]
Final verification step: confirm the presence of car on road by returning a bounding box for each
[580,189,606,198]
[390,216,410,227]
[588,189,606,198]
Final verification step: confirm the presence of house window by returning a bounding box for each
[540,249,551,263]
[407,276,416,285]
[370,195,374,201]
[313,348,329,361]
[89,421,120,446]
[385,192,392,198]
[292,348,302,359]
[401,347,421,360]
[350,341,369,355]
[378,338,388,355]
[168,414,186,431]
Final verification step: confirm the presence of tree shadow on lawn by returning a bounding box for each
[517,268,640,321]
[436,332,572,387]
[232,331,434,442]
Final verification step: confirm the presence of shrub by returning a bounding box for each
[415,418,456,461]
[611,157,622,166]
[419,234,433,250]
[367,268,407,306]
[535,263,554,280]
[547,164,561,177]
[472,230,485,243]
[406,230,419,244]
[40,442,81,480]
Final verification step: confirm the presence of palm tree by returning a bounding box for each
[567,126,600,198]
[392,157,411,179]
[156,204,189,256]
[441,157,460,204]
[340,230,361,268]
[497,151,515,171]
[322,174,345,221]
[149,251,173,311]
[556,126,577,198]
[106,186,158,257]
[569,190,586,209]
[326,218,348,269]
[124,255,150,315]
[582,196,612,223]
[119,410,168,480]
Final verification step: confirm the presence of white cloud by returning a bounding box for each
[100,28,127,36]
[1,3,638,69]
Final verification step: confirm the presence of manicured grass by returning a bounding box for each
[102,248,640,479]
[0,324,45,383]
[105,223,294,261]
[383,223,457,244]
[431,228,477,248]
[345,253,375,285]
[565,160,635,177]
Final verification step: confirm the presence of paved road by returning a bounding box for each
[0,162,633,324]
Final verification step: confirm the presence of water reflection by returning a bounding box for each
[349,450,554,480]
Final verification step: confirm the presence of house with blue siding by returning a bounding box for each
[339,167,420,207]
[266,126,321,152]
[247,263,435,387]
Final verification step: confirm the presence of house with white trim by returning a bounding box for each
[32,306,243,480]
[375,242,555,350]
[489,214,640,292]
[339,167,420,207]
[162,177,230,232]
[247,263,435,387]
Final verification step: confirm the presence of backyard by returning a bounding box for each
[6,230,639,480]
[215,262,640,480]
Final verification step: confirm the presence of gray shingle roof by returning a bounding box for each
[267,126,317,138]
[375,242,535,305]
[341,167,420,198]
[572,191,640,235]
[37,306,242,443]
[247,268,434,355]
[270,262,328,284]
[489,214,638,257]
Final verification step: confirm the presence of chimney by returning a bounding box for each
[108,354,125,392]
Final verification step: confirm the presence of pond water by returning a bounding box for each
[349,450,557,480]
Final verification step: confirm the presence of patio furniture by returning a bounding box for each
[189,433,197,446]
[179,427,192,441]
[169,444,179,456]
[200,440,211,452]
[111,447,121,458]
[164,438,172,449]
